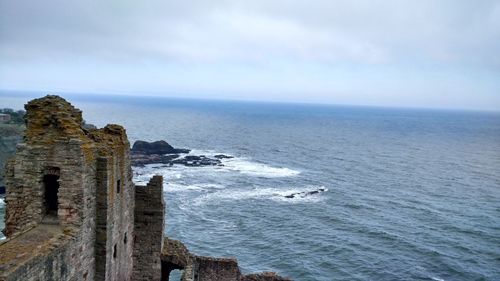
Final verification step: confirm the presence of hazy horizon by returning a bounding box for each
[2,89,500,113]
[1,1,499,111]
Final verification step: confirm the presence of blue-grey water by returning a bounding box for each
[1,93,500,281]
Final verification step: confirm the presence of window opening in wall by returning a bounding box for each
[167,269,183,281]
[43,172,60,217]
[117,179,121,194]
[113,244,117,259]
[124,232,128,244]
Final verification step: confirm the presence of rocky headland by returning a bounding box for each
[130,140,233,167]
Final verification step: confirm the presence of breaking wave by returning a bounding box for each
[132,150,300,186]
[221,157,300,178]
[166,182,226,192]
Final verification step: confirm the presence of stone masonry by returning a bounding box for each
[0,96,155,281]
[132,175,165,281]
[0,95,290,281]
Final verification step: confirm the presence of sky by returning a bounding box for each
[1,0,499,110]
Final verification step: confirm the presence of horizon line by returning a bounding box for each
[1,88,499,114]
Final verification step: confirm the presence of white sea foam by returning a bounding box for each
[431,277,445,281]
[132,150,300,182]
[0,197,4,205]
[165,182,225,192]
[184,149,300,178]
[221,157,300,178]
[192,186,328,205]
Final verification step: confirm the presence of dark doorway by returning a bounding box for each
[161,261,183,281]
[44,174,59,216]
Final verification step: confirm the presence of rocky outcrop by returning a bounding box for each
[161,237,291,281]
[130,140,233,167]
[132,140,190,155]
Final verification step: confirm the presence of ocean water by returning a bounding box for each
[1,93,500,280]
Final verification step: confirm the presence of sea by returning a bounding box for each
[1,92,500,281]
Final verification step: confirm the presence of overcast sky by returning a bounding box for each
[1,0,499,110]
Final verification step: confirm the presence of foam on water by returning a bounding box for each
[132,151,300,187]
[192,186,328,205]
[188,149,300,178]
[166,182,226,192]
[221,157,300,178]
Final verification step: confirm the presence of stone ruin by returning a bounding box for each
[0,95,290,281]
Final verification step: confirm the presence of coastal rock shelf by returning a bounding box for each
[131,140,234,167]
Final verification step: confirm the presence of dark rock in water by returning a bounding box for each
[130,140,225,167]
[131,153,180,166]
[0,186,5,195]
[171,155,222,167]
[131,140,190,155]
[284,188,327,199]
[214,154,234,159]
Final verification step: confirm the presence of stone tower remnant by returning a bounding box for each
[0,95,290,281]
[0,96,163,281]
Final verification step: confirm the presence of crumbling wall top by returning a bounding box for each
[88,124,129,156]
[24,95,85,143]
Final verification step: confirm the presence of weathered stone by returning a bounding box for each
[0,96,148,281]
[241,272,292,281]
[132,175,165,281]
[160,237,291,281]
[0,95,291,281]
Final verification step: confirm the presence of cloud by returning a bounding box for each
[0,0,499,110]
[2,0,499,65]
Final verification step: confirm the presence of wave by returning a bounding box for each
[187,149,300,177]
[132,149,300,183]
[0,197,4,205]
[221,157,300,178]
[166,182,226,192]
[192,186,328,205]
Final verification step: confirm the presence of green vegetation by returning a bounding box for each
[1,108,25,125]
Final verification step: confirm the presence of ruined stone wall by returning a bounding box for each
[163,238,292,281]
[191,257,241,281]
[0,234,73,281]
[2,96,99,281]
[0,96,137,281]
[132,176,165,281]
[3,139,91,236]
[90,125,135,281]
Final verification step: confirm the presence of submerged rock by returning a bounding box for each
[214,154,234,159]
[284,188,327,199]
